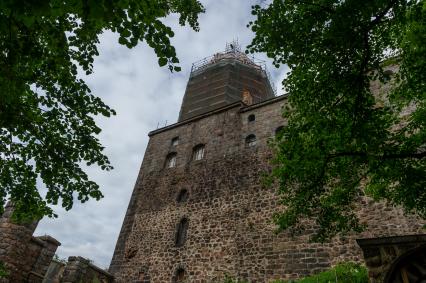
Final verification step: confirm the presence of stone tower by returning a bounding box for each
[109,46,424,282]
[178,43,274,121]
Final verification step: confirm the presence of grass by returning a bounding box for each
[222,262,368,283]
[271,262,368,283]
[0,261,8,278]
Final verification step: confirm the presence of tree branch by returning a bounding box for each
[290,0,335,14]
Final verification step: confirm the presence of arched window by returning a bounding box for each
[245,134,257,147]
[192,144,205,161]
[165,152,177,168]
[175,218,189,247]
[171,136,179,146]
[248,114,255,122]
[174,268,187,283]
[176,189,189,203]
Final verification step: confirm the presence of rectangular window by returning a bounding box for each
[171,137,179,146]
[193,145,204,161]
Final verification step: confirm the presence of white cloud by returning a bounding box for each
[35,0,287,268]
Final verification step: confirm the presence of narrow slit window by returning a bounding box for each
[177,189,189,203]
[245,134,257,147]
[175,218,189,247]
[248,114,255,122]
[193,144,205,161]
[166,153,177,168]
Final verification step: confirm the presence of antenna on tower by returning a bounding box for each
[225,39,241,53]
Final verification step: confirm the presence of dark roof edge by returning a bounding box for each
[149,94,288,137]
[356,234,426,247]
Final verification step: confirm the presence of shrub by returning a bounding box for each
[0,261,9,278]
[221,263,368,283]
[271,262,368,283]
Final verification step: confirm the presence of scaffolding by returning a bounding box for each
[189,42,277,96]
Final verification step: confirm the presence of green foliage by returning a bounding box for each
[272,263,368,283]
[222,274,248,283]
[0,0,204,221]
[221,263,367,283]
[248,0,426,240]
[0,261,8,278]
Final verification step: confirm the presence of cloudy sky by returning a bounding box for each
[35,0,288,268]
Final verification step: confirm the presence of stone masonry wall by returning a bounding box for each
[110,96,424,282]
[0,204,61,283]
[30,236,62,280]
[61,256,113,283]
[0,203,38,282]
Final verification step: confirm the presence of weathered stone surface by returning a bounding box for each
[0,203,61,283]
[0,204,113,283]
[43,260,66,283]
[109,94,424,282]
[60,256,113,283]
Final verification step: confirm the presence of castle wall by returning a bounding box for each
[0,204,60,283]
[61,256,113,283]
[110,97,424,282]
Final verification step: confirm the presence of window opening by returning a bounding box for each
[245,134,257,147]
[177,189,189,203]
[166,153,177,168]
[174,268,187,283]
[193,144,205,161]
[171,137,179,146]
[175,218,189,247]
[248,114,255,122]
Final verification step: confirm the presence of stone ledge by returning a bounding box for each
[30,236,47,247]
[68,256,114,278]
[37,235,61,246]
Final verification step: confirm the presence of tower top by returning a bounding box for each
[189,42,272,80]
[178,44,276,122]
[225,39,241,53]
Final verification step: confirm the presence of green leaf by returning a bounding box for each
[248,0,426,240]
[158,57,168,67]
[0,0,204,220]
